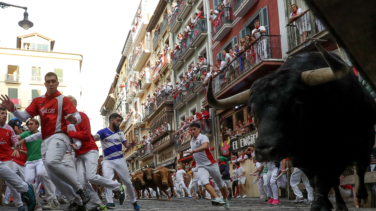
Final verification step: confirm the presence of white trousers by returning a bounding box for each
[264,165,279,199]
[198,163,225,189]
[258,177,267,198]
[47,153,81,204]
[76,150,121,205]
[102,158,136,203]
[177,180,190,197]
[12,162,25,180]
[42,134,82,192]
[0,161,28,207]
[290,168,313,201]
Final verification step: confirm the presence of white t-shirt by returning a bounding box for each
[251,26,267,40]
[191,133,216,167]
[255,162,261,169]
[176,169,186,182]
[232,169,238,181]
[192,166,199,181]
[237,166,245,180]
[220,61,227,70]
[289,8,302,19]
[225,53,231,64]
[237,154,248,161]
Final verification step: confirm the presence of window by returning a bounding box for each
[217,41,233,61]
[242,6,269,37]
[27,43,48,51]
[226,116,233,131]
[213,0,221,8]
[235,110,245,126]
[190,107,197,115]
[32,67,42,82]
[54,68,63,82]
[8,88,18,99]
[7,113,15,122]
[32,89,41,100]
[37,44,49,51]
[7,65,19,75]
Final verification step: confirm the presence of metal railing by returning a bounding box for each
[191,18,207,41]
[233,0,245,12]
[152,65,159,81]
[5,74,20,82]
[138,144,152,157]
[142,107,150,120]
[156,91,172,108]
[212,7,233,38]
[160,16,168,34]
[286,9,326,51]
[173,91,185,107]
[200,118,212,134]
[141,75,151,89]
[181,32,193,56]
[212,35,282,95]
[172,50,181,67]
[31,76,42,83]
[153,31,160,49]
[170,9,180,26]
[125,114,133,129]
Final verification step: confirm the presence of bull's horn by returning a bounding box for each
[169,169,176,172]
[301,43,350,86]
[207,77,250,110]
[153,170,160,174]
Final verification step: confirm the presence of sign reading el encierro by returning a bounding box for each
[221,130,258,155]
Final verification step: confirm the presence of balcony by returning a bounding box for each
[152,65,161,84]
[153,31,160,50]
[233,0,258,17]
[129,86,136,97]
[141,76,151,90]
[5,74,21,84]
[160,54,171,75]
[10,99,21,108]
[212,7,233,42]
[200,118,212,135]
[142,107,150,121]
[170,9,182,33]
[286,9,328,55]
[125,114,134,131]
[125,146,138,161]
[172,50,184,70]
[132,12,149,46]
[30,76,43,85]
[160,16,169,35]
[209,35,283,105]
[149,92,173,120]
[152,132,175,153]
[136,84,144,97]
[134,113,145,128]
[137,144,153,161]
[126,96,134,104]
[180,32,195,60]
[173,91,185,110]
[177,0,193,20]
[191,18,208,47]
[134,40,151,72]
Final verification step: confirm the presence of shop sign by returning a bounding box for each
[221,131,258,155]
[158,150,173,163]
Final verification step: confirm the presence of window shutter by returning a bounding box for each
[213,0,220,8]
[245,28,251,36]
[8,88,18,99]
[233,36,238,46]
[54,68,63,80]
[260,6,269,35]
[239,29,245,39]
[32,90,41,99]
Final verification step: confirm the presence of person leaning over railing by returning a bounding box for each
[289,4,311,43]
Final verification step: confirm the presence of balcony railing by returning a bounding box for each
[234,0,245,11]
[200,118,212,134]
[173,91,185,109]
[137,144,153,159]
[148,103,155,116]
[286,9,326,52]
[191,18,208,46]
[212,7,233,40]
[160,16,169,34]
[156,91,173,109]
[125,114,133,130]
[170,9,179,28]
[180,32,193,58]
[233,0,258,17]
[153,31,160,49]
[212,35,282,95]
[10,99,21,108]
[142,106,150,121]
[30,76,42,83]
[172,50,181,67]
[5,74,21,83]
[141,75,151,90]
[170,9,182,33]
[177,0,193,19]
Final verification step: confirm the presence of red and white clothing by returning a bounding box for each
[0,124,19,161]
[237,154,248,161]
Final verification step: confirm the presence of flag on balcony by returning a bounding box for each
[10,99,19,105]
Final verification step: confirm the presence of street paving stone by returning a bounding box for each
[0,198,374,211]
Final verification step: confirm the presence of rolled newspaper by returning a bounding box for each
[251,178,259,185]
[275,168,289,181]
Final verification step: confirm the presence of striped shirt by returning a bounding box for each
[96,128,126,160]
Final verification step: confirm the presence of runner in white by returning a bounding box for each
[290,167,313,203]
[264,162,281,205]
[93,113,140,211]
[2,72,91,211]
[189,122,229,209]
[175,164,191,199]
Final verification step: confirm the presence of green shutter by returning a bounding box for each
[32,67,41,76]
[32,89,41,99]
[8,88,18,99]
[54,68,63,80]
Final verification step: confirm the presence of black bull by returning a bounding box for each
[207,44,376,211]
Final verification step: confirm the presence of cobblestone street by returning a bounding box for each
[1,198,374,211]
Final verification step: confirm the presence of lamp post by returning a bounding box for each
[0,2,33,30]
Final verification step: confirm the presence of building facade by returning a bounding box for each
[0,33,83,121]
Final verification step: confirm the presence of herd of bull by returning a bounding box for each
[130,167,178,201]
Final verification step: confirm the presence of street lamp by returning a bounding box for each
[0,2,34,30]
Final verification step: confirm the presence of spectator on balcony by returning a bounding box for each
[209,9,218,21]
[165,79,172,94]
[173,44,180,54]
[252,20,268,63]
[168,9,173,19]
[229,154,238,164]
[178,33,184,43]
[164,122,171,131]
[289,4,311,43]
[237,151,248,163]
[198,55,207,67]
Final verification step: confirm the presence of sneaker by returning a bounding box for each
[105,203,116,208]
[211,197,226,206]
[205,196,211,200]
[21,184,36,211]
[132,202,140,211]
[58,196,69,204]
[242,195,247,198]
[271,199,281,205]
[117,185,125,205]
[236,196,241,198]
[89,205,107,211]
[266,198,274,204]
[76,188,91,205]
[42,199,60,210]
[260,196,267,200]
[227,195,232,200]
[224,199,230,210]
[18,206,25,211]
[186,196,191,199]
[293,197,305,203]
[307,200,313,205]
[64,202,87,211]
[329,195,336,204]
[3,199,9,205]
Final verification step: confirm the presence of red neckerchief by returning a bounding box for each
[255,25,260,30]
[219,161,226,166]
[236,166,240,169]
[292,8,298,16]
[178,168,182,170]
[45,90,62,99]
[242,155,245,159]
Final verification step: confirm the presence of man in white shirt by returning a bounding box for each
[237,151,248,163]
[190,122,229,209]
[234,162,247,198]
[251,20,268,62]
[231,164,238,197]
[175,165,191,198]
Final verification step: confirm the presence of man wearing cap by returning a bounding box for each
[218,156,232,199]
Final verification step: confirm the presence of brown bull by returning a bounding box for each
[131,171,151,199]
[142,167,159,199]
[152,166,176,201]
